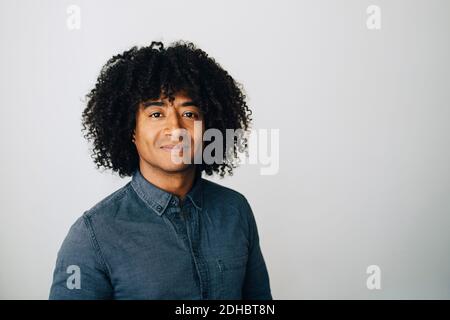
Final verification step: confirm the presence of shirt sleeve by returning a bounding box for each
[241,198,273,300]
[49,214,113,300]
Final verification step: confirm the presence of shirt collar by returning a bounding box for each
[130,167,203,216]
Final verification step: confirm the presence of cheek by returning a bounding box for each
[135,123,159,150]
[188,126,204,147]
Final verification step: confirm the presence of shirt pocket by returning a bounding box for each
[215,254,248,299]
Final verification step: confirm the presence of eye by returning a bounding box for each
[149,112,162,118]
[183,111,198,119]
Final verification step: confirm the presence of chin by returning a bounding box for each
[159,162,194,173]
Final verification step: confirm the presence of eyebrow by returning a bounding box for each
[142,100,199,108]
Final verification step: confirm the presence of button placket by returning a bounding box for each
[165,205,190,251]
[184,207,209,299]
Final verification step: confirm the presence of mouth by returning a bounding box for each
[160,144,184,152]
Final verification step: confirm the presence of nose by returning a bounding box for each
[164,108,183,139]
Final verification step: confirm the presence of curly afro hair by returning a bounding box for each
[81,40,253,178]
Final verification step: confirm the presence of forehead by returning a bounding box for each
[148,90,192,103]
[139,90,201,112]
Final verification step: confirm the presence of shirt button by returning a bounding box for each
[156,205,162,211]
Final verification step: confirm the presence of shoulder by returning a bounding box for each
[59,215,92,252]
[200,178,254,226]
[55,184,133,266]
[54,183,133,264]
[200,178,257,241]
[201,178,249,208]
[56,214,106,270]
[83,182,132,220]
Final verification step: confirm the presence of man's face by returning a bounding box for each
[133,91,205,173]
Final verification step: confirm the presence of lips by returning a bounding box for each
[160,144,183,152]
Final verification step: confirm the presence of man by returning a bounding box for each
[49,41,272,299]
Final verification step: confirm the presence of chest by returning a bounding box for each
[101,208,249,299]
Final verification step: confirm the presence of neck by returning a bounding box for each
[138,160,197,200]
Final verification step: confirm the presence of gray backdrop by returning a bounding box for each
[1,0,449,299]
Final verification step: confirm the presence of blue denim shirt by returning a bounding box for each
[49,169,272,300]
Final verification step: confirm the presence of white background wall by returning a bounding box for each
[1,0,449,299]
